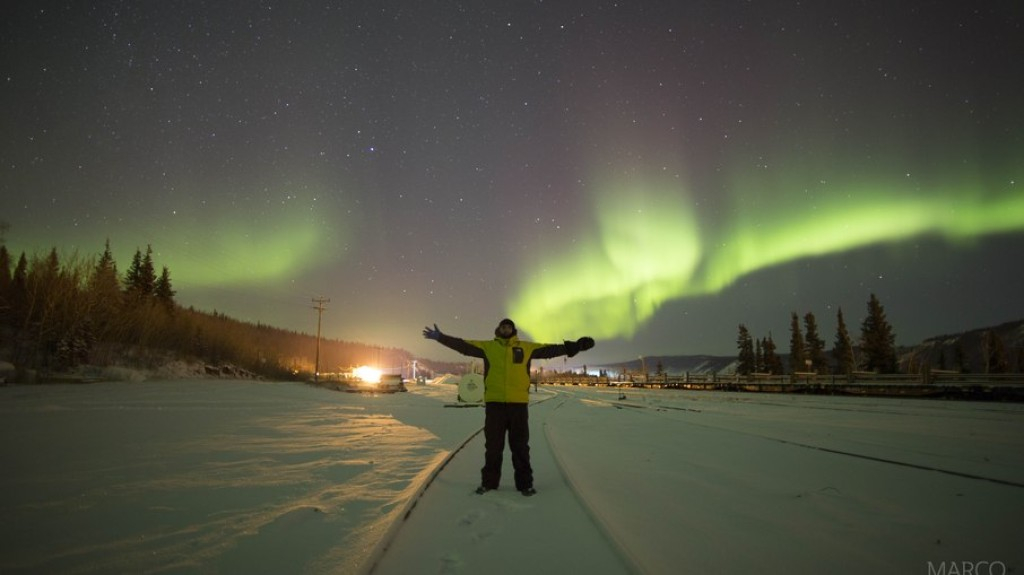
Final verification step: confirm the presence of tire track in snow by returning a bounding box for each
[543,394,644,574]
[586,394,1024,489]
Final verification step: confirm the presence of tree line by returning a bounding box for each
[736,293,900,376]
[736,293,1017,376]
[3,231,1015,381]
[0,238,410,381]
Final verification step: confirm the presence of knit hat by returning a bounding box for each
[495,318,517,337]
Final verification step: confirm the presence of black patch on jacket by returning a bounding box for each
[512,347,524,363]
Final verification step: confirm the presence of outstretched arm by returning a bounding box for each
[422,323,443,340]
[533,336,596,359]
[422,323,486,358]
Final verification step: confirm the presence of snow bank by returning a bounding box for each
[430,373,461,386]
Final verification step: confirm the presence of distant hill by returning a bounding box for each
[589,355,737,377]
[905,318,1024,373]
[586,319,1024,376]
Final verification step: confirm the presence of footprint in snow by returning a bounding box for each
[438,553,462,574]
[471,528,496,542]
[457,508,485,527]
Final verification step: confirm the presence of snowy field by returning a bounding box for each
[2,380,1022,574]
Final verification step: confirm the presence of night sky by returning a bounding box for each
[2,2,1023,367]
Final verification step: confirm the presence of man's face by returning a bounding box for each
[497,322,515,338]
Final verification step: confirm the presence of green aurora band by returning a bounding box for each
[163,213,333,288]
[9,198,345,291]
[508,179,1024,342]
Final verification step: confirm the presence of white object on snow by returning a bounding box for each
[458,372,484,403]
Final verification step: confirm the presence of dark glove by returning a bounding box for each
[564,336,595,358]
[422,323,442,340]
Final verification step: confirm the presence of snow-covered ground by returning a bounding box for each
[2,380,1022,574]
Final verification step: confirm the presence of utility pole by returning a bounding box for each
[312,296,330,382]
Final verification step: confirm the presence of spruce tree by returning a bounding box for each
[6,252,29,328]
[124,245,157,301]
[737,324,755,375]
[154,266,176,311]
[0,245,11,302]
[88,240,123,338]
[140,245,156,297]
[90,241,121,301]
[788,312,806,373]
[12,252,28,302]
[763,333,783,375]
[833,307,855,375]
[0,245,12,327]
[124,248,144,297]
[804,312,829,374]
[0,246,11,328]
[22,248,68,365]
[42,248,60,281]
[859,293,898,373]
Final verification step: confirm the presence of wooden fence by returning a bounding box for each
[536,371,1024,401]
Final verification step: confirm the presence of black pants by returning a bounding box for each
[481,402,532,490]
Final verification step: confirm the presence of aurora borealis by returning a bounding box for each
[512,172,1024,343]
[2,2,1022,364]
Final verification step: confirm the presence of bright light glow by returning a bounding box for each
[353,366,382,384]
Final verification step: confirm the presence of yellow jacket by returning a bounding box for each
[437,334,576,403]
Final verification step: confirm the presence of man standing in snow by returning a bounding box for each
[423,318,595,496]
